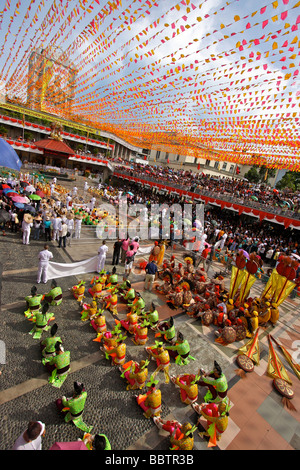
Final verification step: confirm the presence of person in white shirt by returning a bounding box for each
[74,215,82,239]
[12,421,45,451]
[58,219,68,248]
[66,215,74,246]
[84,181,89,192]
[90,196,96,211]
[37,244,53,284]
[72,186,78,197]
[97,240,108,273]
[22,215,33,245]
[51,214,61,242]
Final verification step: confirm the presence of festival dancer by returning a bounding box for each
[47,341,71,388]
[153,418,196,450]
[24,286,43,319]
[192,401,230,447]
[56,381,93,432]
[135,376,162,418]
[29,303,55,340]
[44,279,63,306]
[40,323,62,363]
[171,372,199,405]
[165,332,194,365]
[197,361,228,404]
[119,359,149,390]
[145,342,171,384]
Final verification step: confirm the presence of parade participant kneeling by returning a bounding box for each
[40,323,62,364]
[24,286,43,320]
[153,418,196,450]
[71,280,85,302]
[135,376,162,419]
[100,327,127,367]
[82,433,111,451]
[171,372,199,405]
[139,302,159,329]
[145,341,171,384]
[29,303,55,340]
[119,359,149,390]
[80,299,98,322]
[155,316,176,344]
[165,332,194,365]
[47,341,71,388]
[192,401,230,447]
[132,319,149,346]
[44,279,63,306]
[197,361,228,404]
[56,381,93,433]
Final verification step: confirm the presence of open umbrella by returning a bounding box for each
[49,441,88,451]
[25,185,36,192]
[0,209,10,223]
[11,195,29,204]
[13,202,25,209]
[28,194,41,201]
[251,196,258,201]
[0,138,22,171]
[23,204,36,214]
[36,190,45,197]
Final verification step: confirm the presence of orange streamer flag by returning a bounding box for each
[267,335,292,385]
[269,335,300,381]
[237,329,260,365]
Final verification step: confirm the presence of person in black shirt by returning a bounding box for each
[112,238,122,265]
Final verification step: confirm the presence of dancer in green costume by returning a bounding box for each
[40,323,62,363]
[165,332,194,365]
[24,286,43,319]
[44,279,63,306]
[56,381,93,433]
[29,303,54,340]
[47,342,70,388]
[197,361,228,404]
[139,302,159,328]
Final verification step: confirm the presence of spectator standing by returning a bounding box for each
[97,240,108,273]
[37,244,53,284]
[58,219,68,248]
[22,214,33,245]
[144,259,158,291]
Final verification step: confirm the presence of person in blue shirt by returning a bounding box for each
[144,260,158,291]
[43,216,52,241]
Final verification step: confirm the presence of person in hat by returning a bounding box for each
[74,213,83,239]
[22,213,33,245]
[37,244,53,284]
[33,215,42,240]
[56,381,93,433]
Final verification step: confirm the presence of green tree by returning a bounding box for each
[276,171,300,191]
[244,167,260,183]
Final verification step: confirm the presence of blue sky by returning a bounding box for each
[0,0,299,155]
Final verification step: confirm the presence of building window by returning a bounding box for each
[214,161,219,169]
[205,159,210,166]
[229,164,234,173]
[165,152,169,160]
[156,150,161,159]
[176,154,180,161]
[222,162,227,170]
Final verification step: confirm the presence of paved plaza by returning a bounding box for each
[0,177,299,451]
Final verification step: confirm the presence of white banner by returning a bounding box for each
[47,256,99,280]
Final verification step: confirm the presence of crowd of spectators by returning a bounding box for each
[114,162,300,216]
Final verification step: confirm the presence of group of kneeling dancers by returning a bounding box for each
[24,256,240,450]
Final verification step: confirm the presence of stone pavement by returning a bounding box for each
[0,174,299,451]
